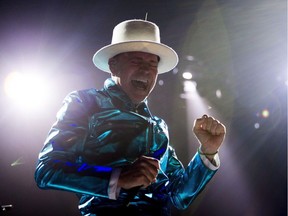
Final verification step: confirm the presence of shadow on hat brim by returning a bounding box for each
[93,41,179,74]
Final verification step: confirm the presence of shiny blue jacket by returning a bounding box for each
[35,78,217,215]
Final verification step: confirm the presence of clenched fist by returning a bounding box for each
[118,156,160,190]
[193,114,226,155]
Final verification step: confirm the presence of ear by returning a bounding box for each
[108,58,117,75]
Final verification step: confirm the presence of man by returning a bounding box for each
[34,19,226,216]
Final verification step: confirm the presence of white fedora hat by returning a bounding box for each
[92,19,179,74]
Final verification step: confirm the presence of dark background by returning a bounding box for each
[0,0,286,216]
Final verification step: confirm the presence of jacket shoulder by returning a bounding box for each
[62,88,109,116]
[66,88,107,103]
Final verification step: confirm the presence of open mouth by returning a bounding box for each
[131,79,148,90]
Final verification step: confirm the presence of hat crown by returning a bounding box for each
[93,19,178,74]
[111,19,161,44]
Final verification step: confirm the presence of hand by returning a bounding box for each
[117,155,160,190]
[193,114,226,154]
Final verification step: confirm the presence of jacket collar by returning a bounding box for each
[103,78,152,117]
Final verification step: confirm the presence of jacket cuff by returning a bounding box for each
[108,168,122,200]
[198,152,220,171]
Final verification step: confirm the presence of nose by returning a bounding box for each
[139,62,152,73]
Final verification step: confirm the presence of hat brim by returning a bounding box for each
[93,41,179,74]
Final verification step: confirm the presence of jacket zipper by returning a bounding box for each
[146,119,154,155]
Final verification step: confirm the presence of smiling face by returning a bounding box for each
[108,52,159,104]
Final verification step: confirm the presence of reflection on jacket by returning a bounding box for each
[34,78,217,215]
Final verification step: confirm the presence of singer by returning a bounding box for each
[34,19,226,216]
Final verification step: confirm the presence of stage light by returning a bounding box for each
[4,71,51,112]
[183,80,197,92]
[216,89,222,98]
[186,55,194,61]
[182,71,193,80]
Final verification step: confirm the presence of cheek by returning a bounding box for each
[119,76,131,90]
[152,81,157,90]
[152,74,158,85]
[149,77,157,91]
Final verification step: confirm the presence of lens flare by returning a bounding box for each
[261,109,269,118]
[4,71,50,111]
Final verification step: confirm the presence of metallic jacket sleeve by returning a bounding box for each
[165,146,217,210]
[34,91,112,198]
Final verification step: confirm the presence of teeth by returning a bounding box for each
[134,79,147,83]
[131,79,148,89]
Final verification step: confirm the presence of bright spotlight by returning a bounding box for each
[4,71,50,111]
[182,71,193,80]
[4,72,23,99]
[216,89,222,98]
[183,80,197,92]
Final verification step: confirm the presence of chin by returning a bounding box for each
[131,96,146,104]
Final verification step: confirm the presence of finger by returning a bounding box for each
[193,114,208,130]
[215,122,226,135]
[210,119,220,135]
[204,117,214,131]
[138,156,160,170]
[201,116,215,131]
[123,167,155,188]
[136,168,157,188]
[135,157,159,181]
